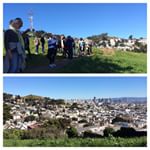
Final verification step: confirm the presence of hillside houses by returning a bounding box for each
[3,93,147,135]
[87,34,147,52]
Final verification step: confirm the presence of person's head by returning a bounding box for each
[12,18,23,30]
[53,35,57,40]
[9,19,14,29]
[67,35,71,39]
[63,36,66,40]
[80,38,83,41]
[47,33,53,39]
[9,20,13,25]
[61,34,64,39]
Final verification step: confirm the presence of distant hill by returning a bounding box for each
[111,97,147,103]
[23,94,44,100]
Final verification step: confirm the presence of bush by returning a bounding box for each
[66,127,78,138]
[78,119,88,124]
[103,127,115,137]
[3,104,12,124]
[24,115,36,122]
[83,130,102,138]
[3,129,24,139]
[113,127,147,137]
[4,127,67,140]
[21,127,66,139]
[42,118,71,130]
[112,115,131,124]
[83,123,93,127]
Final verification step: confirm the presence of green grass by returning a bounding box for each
[4,38,147,73]
[24,45,147,73]
[55,49,147,73]
[4,136,147,147]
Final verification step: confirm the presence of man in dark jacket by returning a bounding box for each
[4,18,30,73]
[40,36,45,53]
[4,18,26,73]
[23,34,31,58]
[66,36,74,59]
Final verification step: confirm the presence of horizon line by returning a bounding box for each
[3,92,147,100]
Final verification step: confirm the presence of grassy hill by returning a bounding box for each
[4,136,147,147]
[56,49,146,73]
[23,94,43,100]
[4,38,147,73]
[24,46,146,73]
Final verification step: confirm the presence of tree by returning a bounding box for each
[35,30,46,38]
[24,115,36,122]
[87,33,109,45]
[66,127,78,138]
[3,93,13,100]
[128,35,133,40]
[134,40,147,53]
[103,127,115,137]
[3,104,12,124]
[42,118,71,130]
[112,115,132,124]
[15,95,21,99]
[83,130,102,138]
[101,33,108,41]
[78,119,88,124]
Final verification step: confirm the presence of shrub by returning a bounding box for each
[3,104,12,124]
[21,128,66,139]
[103,127,115,137]
[3,129,24,139]
[78,119,88,124]
[66,127,78,138]
[24,115,36,122]
[83,130,102,138]
[113,127,147,137]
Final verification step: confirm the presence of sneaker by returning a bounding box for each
[49,64,54,68]
[35,52,38,55]
[52,64,56,67]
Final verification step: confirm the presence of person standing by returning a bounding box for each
[62,36,68,58]
[88,40,93,55]
[23,33,31,58]
[4,18,26,73]
[40,36,45,54]
[79,38,85,55]
[66,36,74,59]
[47,34,57,68]
[60,35,64,54]
[34,36,40,54]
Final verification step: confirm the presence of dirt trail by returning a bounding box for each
[24,58,76,73]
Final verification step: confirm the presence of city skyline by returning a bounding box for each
[3,3,147,38]
[3,77,147,99]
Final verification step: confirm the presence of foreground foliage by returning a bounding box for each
[4,136,147,147]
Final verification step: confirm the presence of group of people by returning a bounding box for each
[4,18,93,73]
[34,36,45,55]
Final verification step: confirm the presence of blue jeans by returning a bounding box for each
[4,51,21,73]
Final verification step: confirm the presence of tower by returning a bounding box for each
[28,10,33,31]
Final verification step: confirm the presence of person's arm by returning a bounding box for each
[4,31,13,60]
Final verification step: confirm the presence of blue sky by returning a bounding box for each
[3,3,147,38]
[3,77,147,99]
